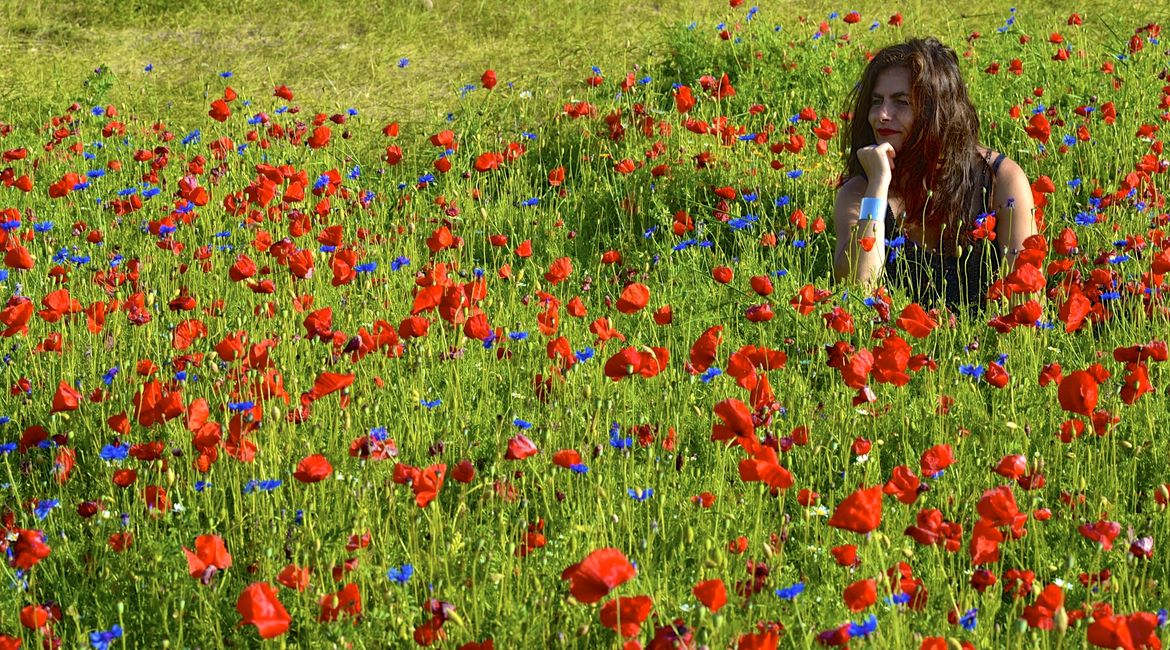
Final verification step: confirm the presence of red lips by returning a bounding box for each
[876,128,900,136]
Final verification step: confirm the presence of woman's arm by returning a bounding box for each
[833,177,887,285]
[991,156,1037,271]
[834,143,898,285]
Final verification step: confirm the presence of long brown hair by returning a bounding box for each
[843,38,987,249]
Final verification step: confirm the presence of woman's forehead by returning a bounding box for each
[873,66,912,93]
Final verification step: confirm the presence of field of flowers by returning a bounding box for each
[1,1,1169,648]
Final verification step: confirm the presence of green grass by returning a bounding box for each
[1,1,1170,649]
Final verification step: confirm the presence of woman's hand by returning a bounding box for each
[856,143,896,196]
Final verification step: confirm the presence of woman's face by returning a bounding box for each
[868,66,914,152]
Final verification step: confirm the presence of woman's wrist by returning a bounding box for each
[858,196,887,222]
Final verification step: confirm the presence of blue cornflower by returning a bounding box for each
[849,614,878,637]
[144,63,153,72]
[397,58,410,68]
[244,479,282,494]
[887,591,912,605]
[34,499,60,520]
[775,582,804,600]
[391,256,411,271]
[775,195,791,207]
[517,197,539,208]
[508,331,528,341]
[959,364,985,379]
[228,401,255,412]
[700,367,722,383]
[388,564,414,583]
[181,130,201,146]
[99,443,129,462]
[959,608,978,631]
[421,398,441,409]
[609,423,633,450]
[33,222,54,233]
[89,624,123,650]
[0,443,16,454]
[644,226,658,238]
[355,262,377,273]
[513,418,533,430]
[570,463,589,474]
[194,481,211,492]
[348,165,361,180]
[219,71,233,77]
[627,487,654,502]
[314,174,330,191]
[370,426,390,441]
[787,169,804,179]
[574,347,595,363]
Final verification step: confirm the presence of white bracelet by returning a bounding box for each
[858,196,886,222]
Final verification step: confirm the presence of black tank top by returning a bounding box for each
[882,153,1006,313]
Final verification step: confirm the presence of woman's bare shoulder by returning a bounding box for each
[981,148,1029,184]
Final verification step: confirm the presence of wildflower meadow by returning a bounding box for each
[1,1,1169,648]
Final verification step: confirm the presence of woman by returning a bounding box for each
[832,38,1037,311]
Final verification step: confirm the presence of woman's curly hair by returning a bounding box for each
[843,38,989,251]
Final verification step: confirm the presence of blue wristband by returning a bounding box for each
[858,196,886,222]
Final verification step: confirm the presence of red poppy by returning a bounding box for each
[992,464,1029,493]
[236,583,291,638]
[451,459,475,483]
[1086,611,1161,650]
[50,381,82,413]
[919,444,954,477]
[688,325,723,373]
[711,397,754,444]
[277,564,310,591]
[1058,370,1099,416]
[293,454,333,483]
[10,528,51,570]
[674,85,695,113]
[1079,519,1121,550]
[599,595,653,637]
[548,166,565,186]
[319,582,362,622]
[736,631,779,650]
[749,275,774,296]
[883,466,922,505]
[738,442,794,492]
[544,257,573,284]
[1021,583,1064,629]
[412,464,446,508]
[481,69,497,89]
[843,578,876,612]
[693,579,727,612]
[895,303,937,338]
[616,283,650,314]
[560,547,636,604]
[209,99,231,122]
[505,434,539,460]
[828,486,883,534]
[184,534,233,580]
[711,266,734,284]
[552,449,582,469]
